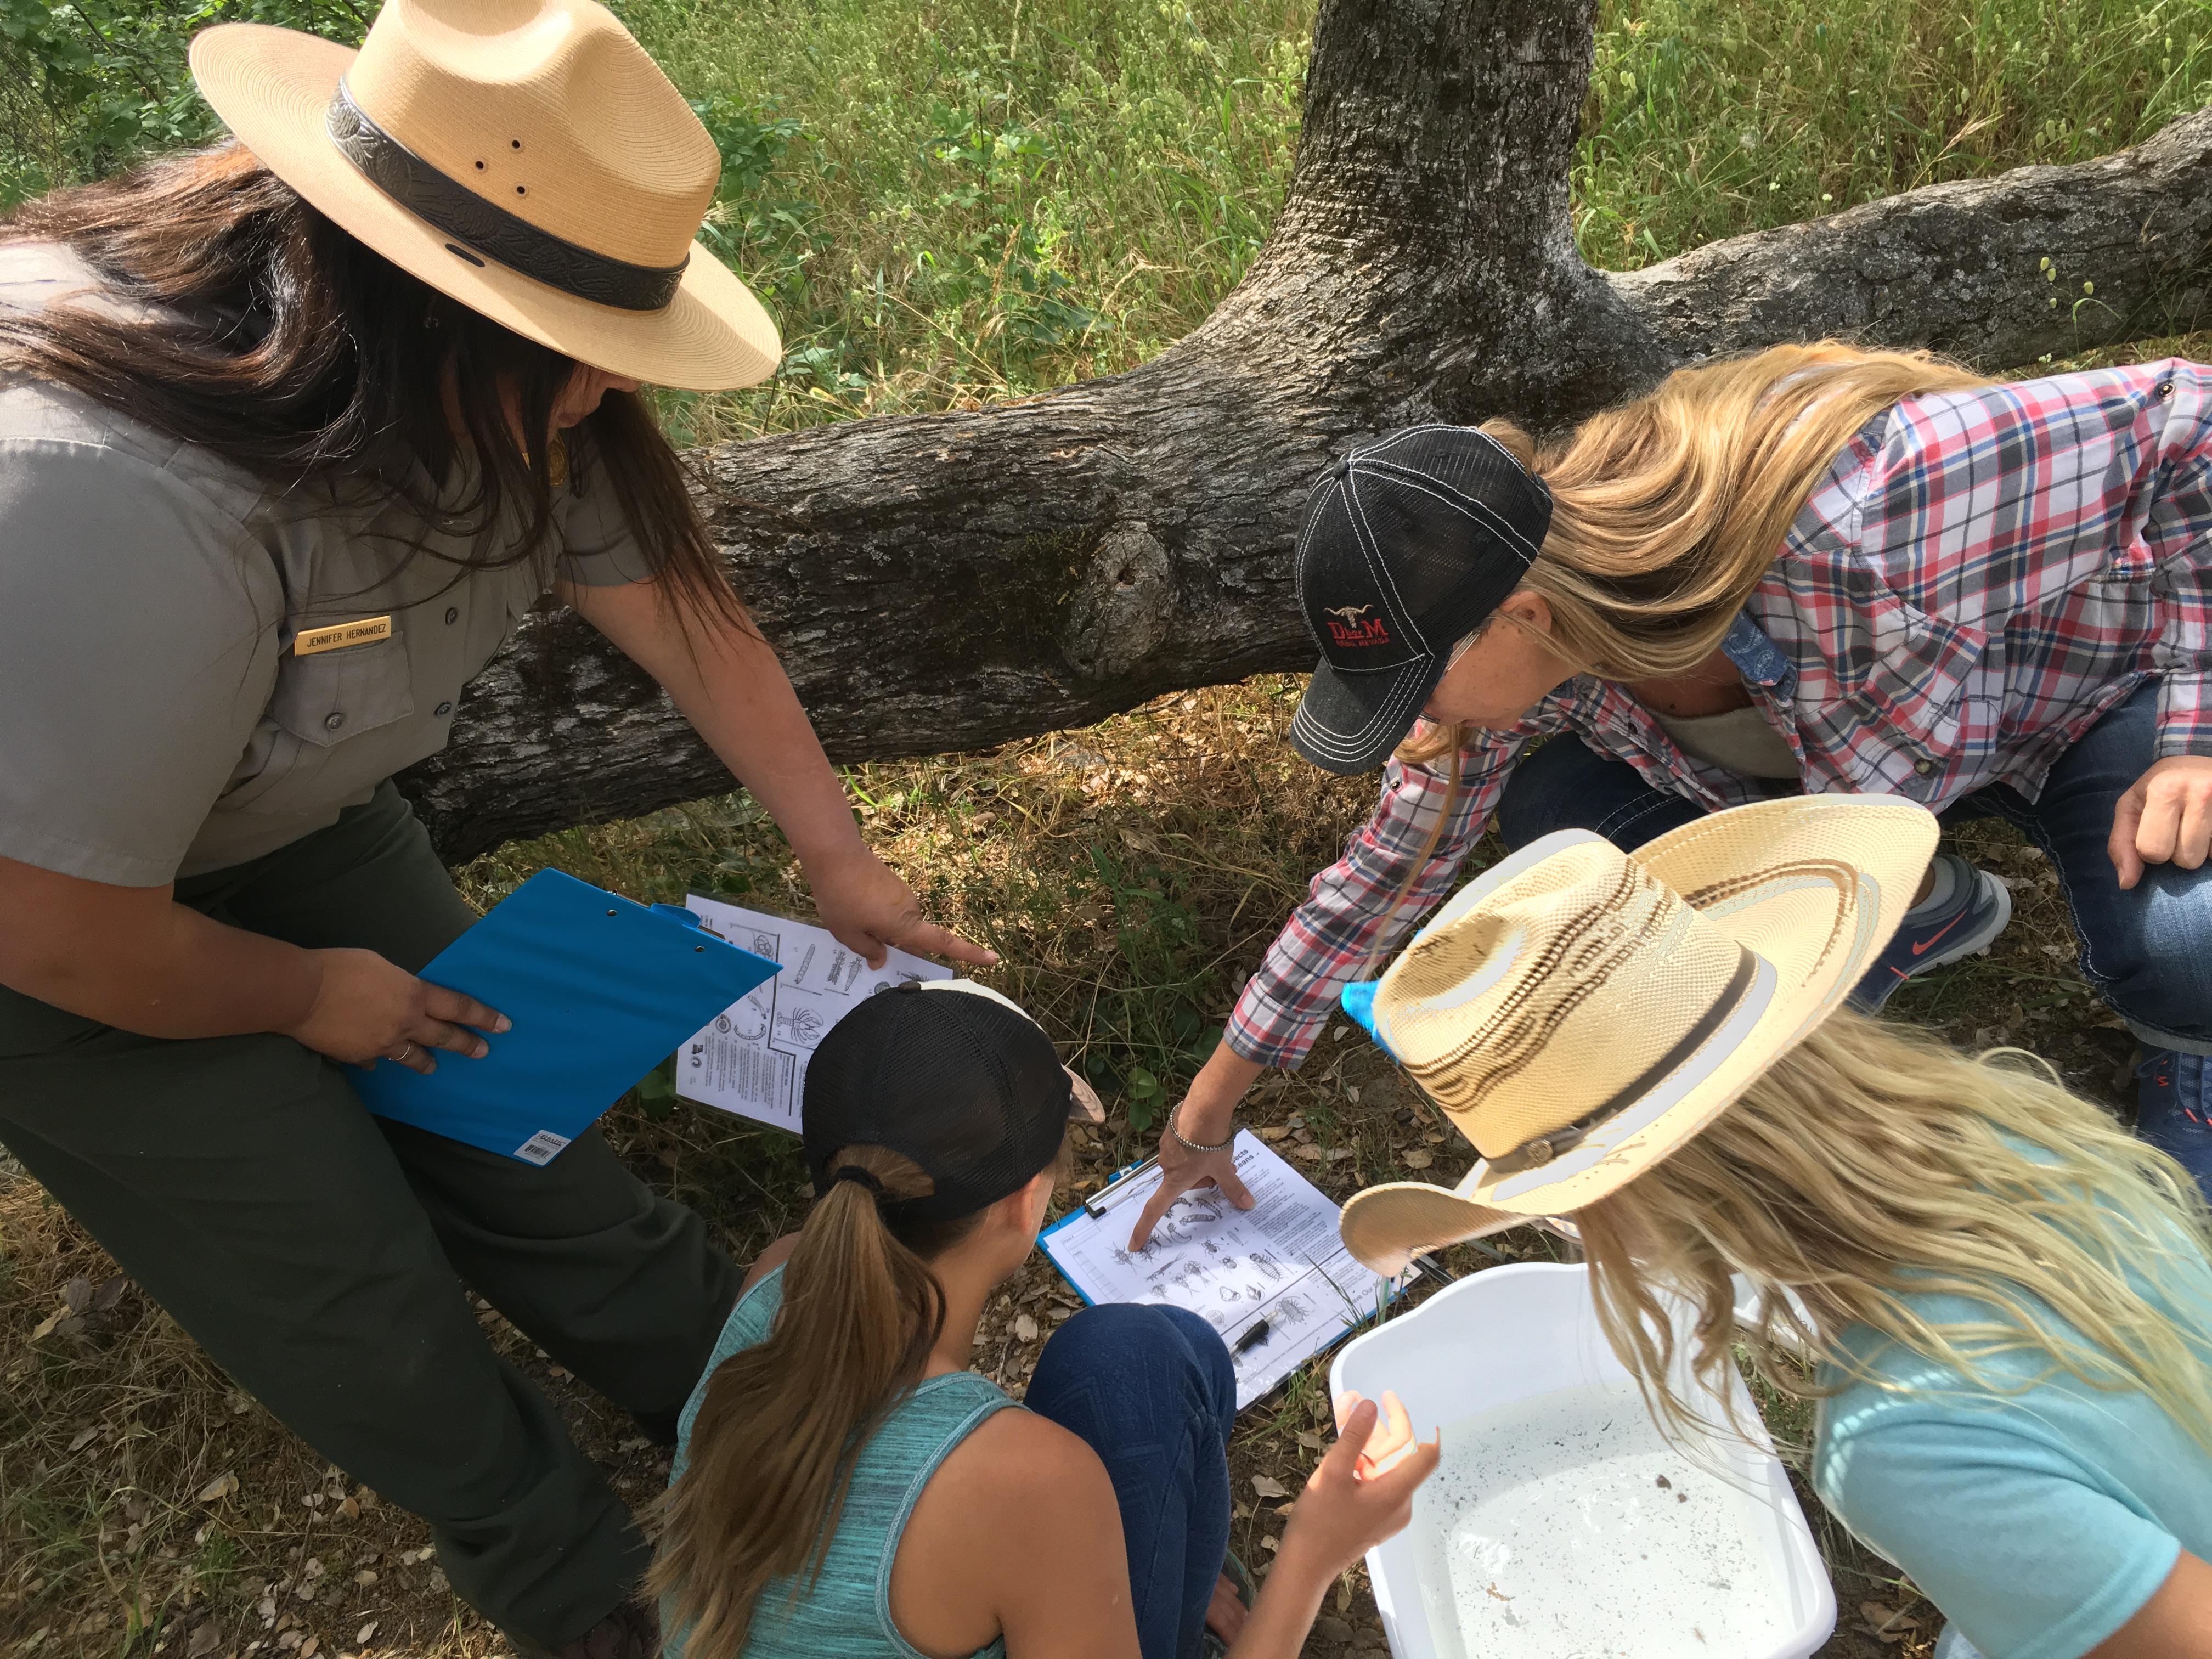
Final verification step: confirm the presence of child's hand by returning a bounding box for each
[1279,1394,1438,1581]
[1333,1389,1421,1477]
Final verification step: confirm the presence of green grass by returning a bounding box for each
[11,0,2212,447]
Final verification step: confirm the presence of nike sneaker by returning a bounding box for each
[1848,853,2013,1013]
[2136,1048,2212,1199]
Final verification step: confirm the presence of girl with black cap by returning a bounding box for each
[651,979,1437,1659]
[1131,343,2212,1247]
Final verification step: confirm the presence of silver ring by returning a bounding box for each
[395,1040,416,1063]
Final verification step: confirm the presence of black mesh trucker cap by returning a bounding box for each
[1289,426,1553,775]
[802,980,1101,1223]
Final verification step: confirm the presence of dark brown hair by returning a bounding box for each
[0,143,738,613]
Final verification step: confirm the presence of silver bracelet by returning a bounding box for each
[1169,1108,1234,1155]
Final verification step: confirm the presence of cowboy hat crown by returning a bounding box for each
[1338,796,1940,1274]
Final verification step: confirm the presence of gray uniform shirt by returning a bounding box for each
[0,242,649,885]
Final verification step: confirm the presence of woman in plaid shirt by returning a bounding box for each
[1130,342,2212,1246]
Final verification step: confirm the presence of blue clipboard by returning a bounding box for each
[353,868,781,1164]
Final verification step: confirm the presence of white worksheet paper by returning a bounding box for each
[674,896,952,1129]
[1041,1131,1391,1409]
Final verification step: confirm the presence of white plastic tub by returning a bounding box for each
[1329,1262,1834,1659]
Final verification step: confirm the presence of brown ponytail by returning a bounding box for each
[646,1145,984,1659]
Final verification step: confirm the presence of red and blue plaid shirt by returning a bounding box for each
[1229,359,2212,1070]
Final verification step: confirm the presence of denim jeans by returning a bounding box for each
[1494,682,2212,1177]
[1025,1304,1237,1659]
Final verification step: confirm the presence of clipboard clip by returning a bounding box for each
[1082,1154,1161,1217]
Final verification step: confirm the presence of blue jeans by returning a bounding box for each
[1025,1304,1237,1659]
[1495,685,2212,1161]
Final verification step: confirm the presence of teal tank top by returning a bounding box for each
[664,1266,1017,1659]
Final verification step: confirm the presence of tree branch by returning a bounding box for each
[397,0,2212,863]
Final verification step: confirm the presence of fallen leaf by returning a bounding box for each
[353,1571,378,1588]
[30,1310,62,1341]
[1296,1430,1323,1450]
[338,1497,359,1520]
[1423,1131,1447,1144]
[1403,1149,1433,1169]
[1250,1474,1290,1499]
[1258,1126,1291,1142]
[354,1622,377,1644]
[1335,1581,1353,1613]
[196,1472,238,1504]
[1014,1313,1039,1343]
[300,1637,319,1658]
[1261,1535,1281,1553]
[187,1622,224,1657]
[1325,1147,1354,1161]
[67,1425,99,1453]
[63,1277,92,1315]
[89,1274,128,1314]
[1860,1602,1920,1642]
[1293,1144,1325,1161]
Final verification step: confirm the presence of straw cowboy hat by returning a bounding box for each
[1336,795,1940,1275]
[189,0,780,391]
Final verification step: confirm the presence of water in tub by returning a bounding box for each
[1411,1378,1797,1658]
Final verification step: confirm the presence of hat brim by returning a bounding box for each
[1338,795,1938,1272]
[1289,653,1448,776]
[189,25,781,392]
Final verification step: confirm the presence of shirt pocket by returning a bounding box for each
[218,634,419,816]
[265,634,416,747]
[1824,587,1988,782]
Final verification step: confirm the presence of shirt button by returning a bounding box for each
[324,713,346,733]
[2157,380,2176,403]
[1912,757,1934,776]
[445,606,460,625]
[435,701,453,716]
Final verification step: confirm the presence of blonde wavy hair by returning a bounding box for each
[1574,1014,2212,1457]
[1381,341,1994,913]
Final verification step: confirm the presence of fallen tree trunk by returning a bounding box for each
[401,0,2212,864]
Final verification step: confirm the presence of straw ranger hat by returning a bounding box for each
[1337,795,1939,1275]
[189,0,781,391]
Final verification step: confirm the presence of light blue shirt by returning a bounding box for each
[1813,1233,2212,1659]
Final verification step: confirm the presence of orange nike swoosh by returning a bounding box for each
[1910,910,1969,956]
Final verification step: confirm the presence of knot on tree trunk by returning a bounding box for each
[1063,523,1177,682]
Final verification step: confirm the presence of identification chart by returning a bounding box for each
[1042,1131,1396,1409]
[675,896,952,1129]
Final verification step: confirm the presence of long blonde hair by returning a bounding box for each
[1576,1015,2212,1457]
[1487,340,1990,680]
[1372,341,1993,932]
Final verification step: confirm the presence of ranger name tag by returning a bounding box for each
[294,616,393,656]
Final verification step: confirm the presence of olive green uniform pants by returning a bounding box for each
[0,784,741,1648]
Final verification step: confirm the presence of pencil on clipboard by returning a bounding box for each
[1082,1154,1161,1217]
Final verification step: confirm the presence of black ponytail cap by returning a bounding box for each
[831,1165,886,1197]
[802,985,1074,1224]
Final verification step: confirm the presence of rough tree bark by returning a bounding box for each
[403,0,2212,863]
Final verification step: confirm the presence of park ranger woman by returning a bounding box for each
[0,2,988,1655]
[1132,343,2212,1246]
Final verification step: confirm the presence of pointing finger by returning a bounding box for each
[894,919,1001,968]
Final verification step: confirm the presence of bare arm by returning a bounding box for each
[0,854,504,1071]
[562,577,994,969]
[2089,1550,2212,1658]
